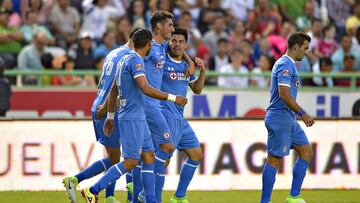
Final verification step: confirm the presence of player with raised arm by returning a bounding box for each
[62,28,141,203]
[135,11,195,203]
[260,32,315,203]
[80,29,187,203]
[159,28,206,203]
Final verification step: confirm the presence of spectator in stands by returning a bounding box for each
[197,0,227,34]
[0,9,23,69]
[1,0,21,28]
[176,11,202,58]
[307,18,323,62]
[315,23,338,58]
[52,55,83,86]
[203,16,228,56]
[93,31,117,60]
[17,32,49,85]
[68,31,96,86]
[222,0,254,22]
[227,20,246,49]
[335,55,360,87]
[21,0,55,25]
[157,0,175,14]
[268,21,296,60]
[49,0,80,48]
[354,26,360,52]
[218,48,249,88]
[296,1,314,32]
[251,55,273,88]
[240,39,255,70]
[331,34,360,72]
[247,0,281,41]
[207,38,230,85]
[327,0,353,42]
[115,17,131,45]
[128,0,148,29]
[252,37,274,65]
[21,11,55,45]
[0,57,11,117]
[276,0,308,24]
[312,57,334,87]
[345,2,360,39]
[81,0,124,44]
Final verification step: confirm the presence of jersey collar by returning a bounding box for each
[284,54,296,64]
[167,54,182,64]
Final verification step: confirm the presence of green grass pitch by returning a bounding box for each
[0,190,359,203]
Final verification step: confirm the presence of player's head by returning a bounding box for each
[169,28,188,58]
[150,10,174,40]
[287,32,311,61]
[133,29,152,56]
[129,27,143,39]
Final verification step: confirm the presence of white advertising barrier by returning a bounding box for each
[0,120,359,191]
[182,91,360,118]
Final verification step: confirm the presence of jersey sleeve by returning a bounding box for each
[276,64,293,87]
[189,75,197,83]
[129,56,146,79]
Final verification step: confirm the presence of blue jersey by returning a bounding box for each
[266,55,301,123]
[144,40,168,106]
[116,51,146,119]
[160,54,196,119]
[91,46,131,112]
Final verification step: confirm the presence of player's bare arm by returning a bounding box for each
[189,57,206,94]
[96,99,107,120]
[103,81,118,136]
[278,85,315,127]
[182,51,195,76]
[135,75,187,106]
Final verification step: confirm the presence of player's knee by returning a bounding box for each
[300,148,313,162]
[141,151,155,164]
[267,155,282,168]
[160,143,175,153]
[189,149,203,162]
[108,155,120,165]
[123,159,139,170]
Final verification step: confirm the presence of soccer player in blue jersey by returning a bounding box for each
[260,32,315,203]
[141,11,195,203]
[62,28,141,203]
[160,28,206,203]
[81,29,187,203]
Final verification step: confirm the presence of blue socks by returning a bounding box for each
[126,172,133,201]
[90,163,126,195]
[155,150,172,202]
[175,158,200,198]
[132,163,143,203]
[75,158,116,197]
[290,158,308,197]
[142,163,156,203]
[260,163,277,203]
[76,158,112,182]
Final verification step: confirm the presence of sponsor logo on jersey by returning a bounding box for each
[136,63,142,70]
[282,69,289,76]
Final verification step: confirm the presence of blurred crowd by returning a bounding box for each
[1,0,360,88]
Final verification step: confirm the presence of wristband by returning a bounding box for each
[297,109,305,117]
[167,94,176,102]
[107,112,115,120]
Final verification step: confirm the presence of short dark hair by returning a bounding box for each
[323,23,335,35]
[150,10,173,30]
[133,29,152,49]
[217,38,228,44]
[129,27,142,39]
[287,32,311,49]
[319,57,332,67]
[171,28,188,42]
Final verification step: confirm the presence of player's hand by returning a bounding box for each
[301,113,315,127]
[195,57,206,72]
[96,105,106,120]
[103,119,114,136]
[175,96,187,106]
